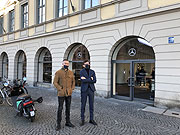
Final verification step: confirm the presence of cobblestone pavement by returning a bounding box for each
[1,87,180,135]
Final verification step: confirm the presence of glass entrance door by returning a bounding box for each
[115,63,131,98]
[133,62,155,100]
[113,60,155,101]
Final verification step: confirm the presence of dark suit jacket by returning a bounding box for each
[80,68,96,92]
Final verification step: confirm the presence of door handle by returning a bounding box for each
[128,77,130,86]
[128,77,135,87]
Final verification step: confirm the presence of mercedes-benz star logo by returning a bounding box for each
[128,48,136,56]
[77,52,82,58]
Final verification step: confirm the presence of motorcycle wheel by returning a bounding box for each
[30,116,35,122]
[21,87,28,94]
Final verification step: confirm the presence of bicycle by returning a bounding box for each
[0,79,13,106]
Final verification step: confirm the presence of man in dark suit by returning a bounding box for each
[80,60,97,126]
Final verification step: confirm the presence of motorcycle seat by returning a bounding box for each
[16,94,31,101]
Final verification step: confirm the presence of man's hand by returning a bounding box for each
[91,77,93,80]
[81,77,86,79]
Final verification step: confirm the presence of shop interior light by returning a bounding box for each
[138,38,152,47]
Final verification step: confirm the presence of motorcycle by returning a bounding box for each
[14,77,28,94]
[10,79,43,122]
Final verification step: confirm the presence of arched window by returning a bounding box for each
[2,53,8,78]
[38,48,52,83]
[17,51,26,79]
[67,44,90,86]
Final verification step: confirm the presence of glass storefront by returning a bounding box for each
[112,37,155,101]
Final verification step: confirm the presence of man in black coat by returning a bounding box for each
[80,60,97,126]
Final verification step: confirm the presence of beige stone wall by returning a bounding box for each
[3,35,7,42]
[46,0,54,21]
[15,32,20,39]
[29,0,35,26]
[28,28,35,36]
[46,22,53,32]
[148,0,180,9]
[101,0,113,4]
[15,2,20,31]
[101,5,115,20]
[69,15,79,27]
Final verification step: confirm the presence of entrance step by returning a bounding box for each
[142,106,180,118]
[142,106,166,114]
[163,110,180,118]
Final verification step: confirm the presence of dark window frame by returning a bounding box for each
[0,17,3,35]
[9,10,15,32]
[37,0,46,24]
[22,3,28,28]
[57,0,68,18]
[83,0,98,9]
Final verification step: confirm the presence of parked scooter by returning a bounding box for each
[14,77,28,94]
[10,79,43,122]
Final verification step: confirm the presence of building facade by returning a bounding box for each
[0,0,180,108]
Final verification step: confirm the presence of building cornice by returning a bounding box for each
[1,1,180,45]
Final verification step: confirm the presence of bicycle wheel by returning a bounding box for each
[0,91,4,104]
[6,96,13,106]
[3,88,13,107]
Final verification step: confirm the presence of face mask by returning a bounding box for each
[64,65,69,69]
[85,64,90,69]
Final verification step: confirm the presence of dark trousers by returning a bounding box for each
[57,96,71,125]
[81,88,94,121]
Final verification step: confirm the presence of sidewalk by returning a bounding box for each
[0,87,180,135]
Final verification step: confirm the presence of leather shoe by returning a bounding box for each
[55,125,61,131]
[80,120,85,126]
[89,120,97,125]
[65,122,75,128]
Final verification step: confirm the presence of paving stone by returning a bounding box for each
[0,86,180,135]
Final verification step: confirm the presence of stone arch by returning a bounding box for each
[110,35,156,100]
[34,47,52,85]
